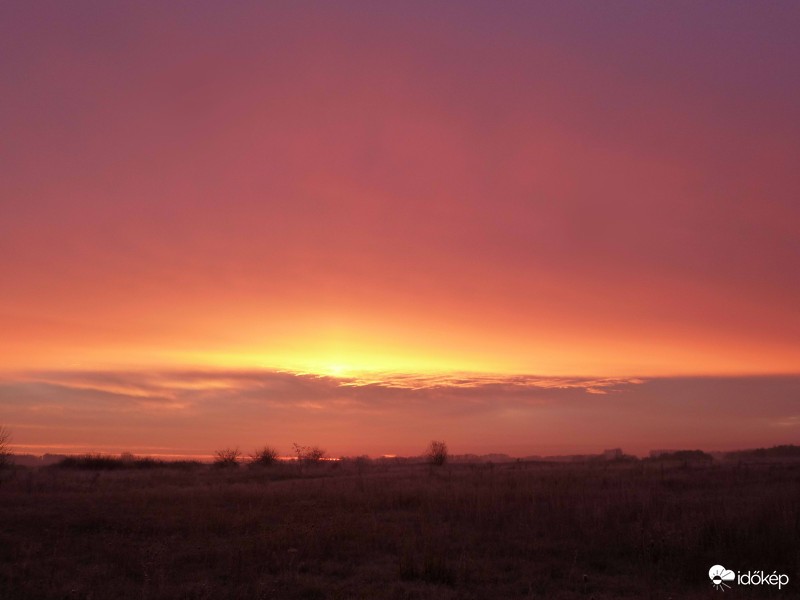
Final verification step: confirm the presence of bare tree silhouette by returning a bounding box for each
[292,443,326,463]
[0,425,11,469]
[425,440,448,466]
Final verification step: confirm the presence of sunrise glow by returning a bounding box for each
[1,2,798,458]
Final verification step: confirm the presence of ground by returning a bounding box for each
[1,459,798,599]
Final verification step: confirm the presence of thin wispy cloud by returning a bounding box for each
[1,370,797,457]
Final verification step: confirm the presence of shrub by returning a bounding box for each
[52,453,199,470]
[0,425,11,469]
[250,445,279,466]
[425,440,448,466]
[292,443,326,463]
[213,447,241,467]
[353,455,372,467]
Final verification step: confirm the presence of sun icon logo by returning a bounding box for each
[709,565,735,591]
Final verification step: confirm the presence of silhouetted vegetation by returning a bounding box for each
[425,440,448,466]
[726,444,800,461]
[292,442,326,463]
[249,445,279,466]
[55,454,128,470]
[0,426,10,469]
[53,454,202,470]
[213,447,241,467]
[648,449,713,462]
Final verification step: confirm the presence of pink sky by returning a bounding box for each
[1,2,798,456]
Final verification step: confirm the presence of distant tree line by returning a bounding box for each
[725,445,800,460]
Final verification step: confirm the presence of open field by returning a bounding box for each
[1,460,798,599]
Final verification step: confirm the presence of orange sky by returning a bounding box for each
[1,2,798,456]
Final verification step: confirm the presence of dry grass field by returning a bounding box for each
[1,459,798,599]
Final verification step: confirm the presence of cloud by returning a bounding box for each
[3,369,638,411]
[1,370,798,457]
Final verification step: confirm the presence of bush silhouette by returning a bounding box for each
[55,454,125,470]
[293,443,326,463]
[213,447,241,467]
[53,453,202,470]
[250,446,279,466]
[426,440,448,466]
[0,425,11,469]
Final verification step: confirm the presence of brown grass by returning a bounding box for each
[0,459,798,599]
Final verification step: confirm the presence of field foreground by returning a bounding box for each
[1,460,798,599]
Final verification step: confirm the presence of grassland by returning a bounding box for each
[1,459,798,599]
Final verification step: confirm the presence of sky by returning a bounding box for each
[1,1,798,457]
